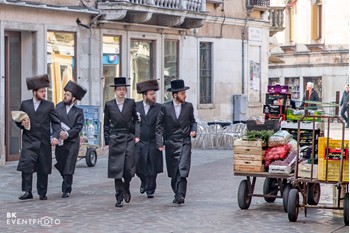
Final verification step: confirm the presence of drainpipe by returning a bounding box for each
[241,16,248,95]
[88,27,92,104]
[88,10,103,105]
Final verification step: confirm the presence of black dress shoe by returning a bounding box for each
[39,195,47,200]
[19,192,33,200]
[174,196,185,204]
[115,200,123,207]
[147,194,154,198]
[140,185,145,194]
[62,193,70,198]
[124,191,131,203]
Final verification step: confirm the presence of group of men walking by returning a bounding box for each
[16,74,197,208]
[103,77,197,207]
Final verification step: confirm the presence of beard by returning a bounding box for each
[175,95,184,103]
[146,97,156,106]
[34,92,45,101]
[64,98,73,105]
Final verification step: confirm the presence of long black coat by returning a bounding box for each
[54,102,84,175]
[104,98,140,179]
[16,99,60,174]
[135,101,163,176]
[155,101,197,178]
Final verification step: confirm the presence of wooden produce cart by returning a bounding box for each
[233,139,293,211]
[287,114,349,225]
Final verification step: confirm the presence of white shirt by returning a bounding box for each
[66,104,73,114]
[116,99,124,112]
[33,98,41,112]
[143,101,150,115]
[173,100,181,119]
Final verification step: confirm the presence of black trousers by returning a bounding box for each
[114,177,131,201]
[139,174,157,195]
[171,169,187,199]
[62,175,73,194]
[341,105,349,125]
[21,172,48,196]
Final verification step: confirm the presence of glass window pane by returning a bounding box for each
[103,35,121,106]
[200,42,212,104]
[47,31,76,105]
[164,40,179,102]
[130,40,153,101]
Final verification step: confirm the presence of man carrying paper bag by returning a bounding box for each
[11,111,31,130]
[16,74,61,201]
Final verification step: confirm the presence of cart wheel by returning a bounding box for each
[307,183,321,205]
[86,148,97,167]
[288,189,299,222]
[344,193,349,226]
[237,180,252,209]
[263,178,278,203]
[283,183,292,213]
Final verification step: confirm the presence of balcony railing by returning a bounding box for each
[269,6,285,36]
[248,0,270,7]
[97,0,207,28]
[99,0,205,12]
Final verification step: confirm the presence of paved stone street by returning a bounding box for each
[0,149,348,233]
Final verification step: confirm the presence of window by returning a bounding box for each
[130,40,155,101]
[285,77,300,100]
[47,31,76,105]
[199,42,212,104]
[164,40,179,102]
[304,77,322,102]
[311,1,322,40]
[102,35,121,107]
[268,78,280,85]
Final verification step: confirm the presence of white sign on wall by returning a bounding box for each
[248,27,262,42]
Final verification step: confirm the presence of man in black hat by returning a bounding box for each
[15,74,61,201]
[135,80,163,198]
[104,77,140,207]
[155,79,197,204]
[54,80,87,198]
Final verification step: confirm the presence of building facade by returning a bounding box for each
[269,0,349,109]
[0,0,272,165]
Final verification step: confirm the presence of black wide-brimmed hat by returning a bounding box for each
[110,77,130,87]
[26,74,50,90]
[137,79,159,94]
[167,79,189,92]
[64,80,87,101]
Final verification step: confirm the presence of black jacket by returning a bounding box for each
[155,101,197,178]
[54,102,84,175]
[104,98,140,179]
[16,99,60,174]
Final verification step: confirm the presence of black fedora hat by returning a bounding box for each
[167,79,189,92]
[26,74,50,90]
[110,77,130,87]
[64,80,87,101]
[137,79,159,94]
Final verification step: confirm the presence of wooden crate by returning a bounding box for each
[233,139,264,172]
[298,164,318,178]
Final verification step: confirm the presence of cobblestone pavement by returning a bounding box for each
[0,149,348,233]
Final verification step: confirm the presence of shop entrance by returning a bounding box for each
[4,31,22,161]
